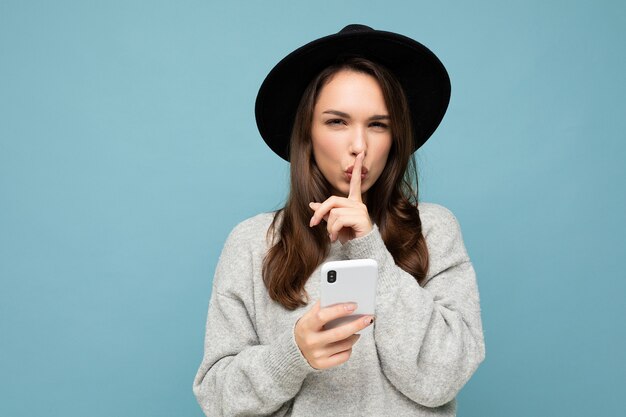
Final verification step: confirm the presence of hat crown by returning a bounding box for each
[338,24,374,34]
[255,24,451,161]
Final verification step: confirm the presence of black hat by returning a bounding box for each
[255,24,451,162]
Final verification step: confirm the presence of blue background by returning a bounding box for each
[1,1,625,416]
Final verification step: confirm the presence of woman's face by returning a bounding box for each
[311,70,393,197]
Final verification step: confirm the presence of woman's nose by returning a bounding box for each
[349,127,367,155]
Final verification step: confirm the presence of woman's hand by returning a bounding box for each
[309,152,372,244]
[294,300,374,370]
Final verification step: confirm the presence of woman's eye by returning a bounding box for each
[325,119,345,126]
[370,121,389,129]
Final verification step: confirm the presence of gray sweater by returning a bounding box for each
[193,202,485,416]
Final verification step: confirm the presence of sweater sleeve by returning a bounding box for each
[192,221,317,416]
[341,204,486,408]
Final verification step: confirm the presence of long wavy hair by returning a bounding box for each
[262,57,429,310]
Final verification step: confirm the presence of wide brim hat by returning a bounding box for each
[255,24,451,162]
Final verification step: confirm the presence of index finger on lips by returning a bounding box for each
[348,152,364,202]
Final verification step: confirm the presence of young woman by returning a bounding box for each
[193,24,485,416]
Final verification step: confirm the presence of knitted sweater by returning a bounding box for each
[193,202,485,416]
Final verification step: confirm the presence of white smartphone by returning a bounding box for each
[320,259,378,335]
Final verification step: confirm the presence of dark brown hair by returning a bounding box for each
[262,57,429,310]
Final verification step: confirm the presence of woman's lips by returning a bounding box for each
[345,166,368,180]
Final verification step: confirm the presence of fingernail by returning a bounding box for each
[309,218,314,227]
[364,316,374,325]
[345,303,357,311]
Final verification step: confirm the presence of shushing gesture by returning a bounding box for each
[309,152,373,244]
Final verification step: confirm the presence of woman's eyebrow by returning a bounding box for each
[322,110,351,118]
[322,110,390,120]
